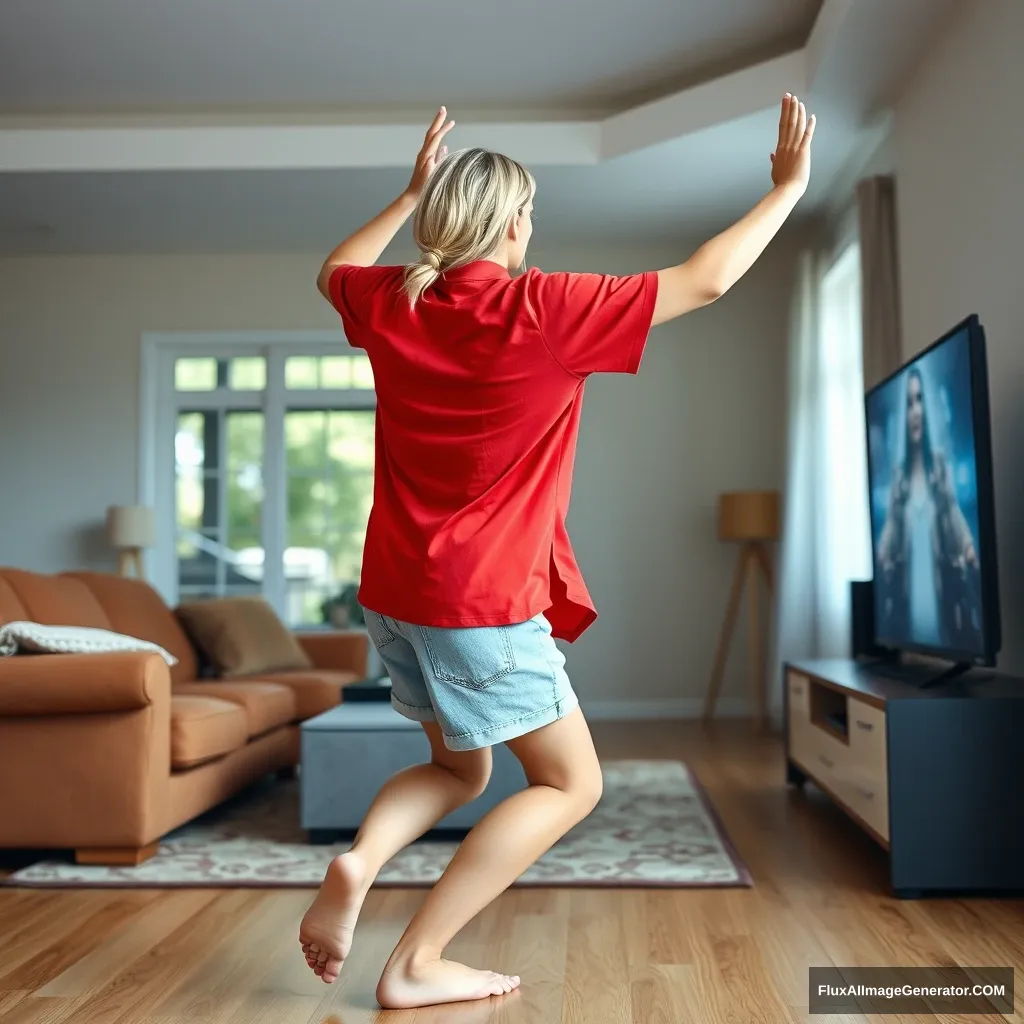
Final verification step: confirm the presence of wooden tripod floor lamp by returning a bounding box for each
[703,491,780,727]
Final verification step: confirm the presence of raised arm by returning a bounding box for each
[316,107,456,300]
[651,94,816,327]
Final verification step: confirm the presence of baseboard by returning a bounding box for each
[581,698,755,720]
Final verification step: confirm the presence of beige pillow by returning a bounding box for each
[176,597,312,678]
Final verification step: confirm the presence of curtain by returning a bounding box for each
[768,243,873,723]
[857,175,903,389]
[769,252,824,723]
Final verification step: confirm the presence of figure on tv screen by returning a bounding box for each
[876,367,979,649]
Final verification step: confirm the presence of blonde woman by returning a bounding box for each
[300,95,816,1009]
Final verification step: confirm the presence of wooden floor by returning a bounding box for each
[1,720,1021,1023]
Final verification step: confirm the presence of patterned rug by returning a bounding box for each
[6,760,751,889]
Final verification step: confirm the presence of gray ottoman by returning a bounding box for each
[300,702,527,842]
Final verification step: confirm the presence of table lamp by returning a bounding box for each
[107,505,155,579]
[704,491,780,727]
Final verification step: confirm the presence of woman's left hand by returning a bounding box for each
[406,107,456,200]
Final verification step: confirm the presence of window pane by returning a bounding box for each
[352,355,374,389]
[286,410,327,465]
[286,356,319,389]
[175,412,206,534]
[176,408,264,602]
[229,357,266,391]
[286,410,328,548]
[284,408,375,627]
[321,356,351,389]
[226,412,264,551]
[175,357,217,391]
[328,410,375,470]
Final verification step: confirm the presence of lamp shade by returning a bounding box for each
[107,505,155,549]
[717,491,780,542]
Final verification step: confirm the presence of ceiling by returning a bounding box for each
[0,0,956,254]
[0,0,820,116]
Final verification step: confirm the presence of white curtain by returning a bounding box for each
[769,242,873,722]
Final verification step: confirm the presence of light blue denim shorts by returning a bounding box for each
[362,610,579,751]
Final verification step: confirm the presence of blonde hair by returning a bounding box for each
[403,148,535,307]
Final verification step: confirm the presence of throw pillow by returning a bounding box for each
[0,621,178,665]
[175,596,312,678]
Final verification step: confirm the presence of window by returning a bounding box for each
[149,339,375,627]
[816,243,872,648]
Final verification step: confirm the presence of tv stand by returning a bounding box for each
[785,659,1024,897]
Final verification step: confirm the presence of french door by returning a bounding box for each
[148,335,376,627]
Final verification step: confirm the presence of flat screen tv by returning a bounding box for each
[864,314,1001,668]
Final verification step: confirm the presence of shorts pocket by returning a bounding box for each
[420,625,516,690]
[364,610,397,649]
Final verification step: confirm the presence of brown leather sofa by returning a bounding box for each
[0,568,368,865]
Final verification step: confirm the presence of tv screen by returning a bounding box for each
[865,315,1000,664]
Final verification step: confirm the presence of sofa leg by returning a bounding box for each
[277,765,297,781]
[75,842,159,867]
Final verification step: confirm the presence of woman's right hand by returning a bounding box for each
[405,107,456,201]
[770,94,815,194]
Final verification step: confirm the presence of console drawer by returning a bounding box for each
[847,698,887,789]
[788,671,811,716]
[841,767,890,842]
[790,716,848,794]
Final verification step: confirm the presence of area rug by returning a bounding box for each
[6,760,751,889]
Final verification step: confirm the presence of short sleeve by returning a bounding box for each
[327,264,401,349]
[526,269,659,377]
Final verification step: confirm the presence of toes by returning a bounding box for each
[324,958,342,980]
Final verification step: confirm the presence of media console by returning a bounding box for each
[784,658,1024,897]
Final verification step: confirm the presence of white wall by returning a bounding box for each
[893,0,1024,672]
[0,237,799,709]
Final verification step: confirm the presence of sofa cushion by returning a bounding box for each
[170,696,249,770]
[176,597,312,678]
[239,669,359,720]
[67,572,198,684]
[173,681,296,739]
[0,570,110,630]
[0,577,28,627]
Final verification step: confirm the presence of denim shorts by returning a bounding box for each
[362,610,579,751]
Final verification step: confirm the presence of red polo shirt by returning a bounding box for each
[328,260,657,642]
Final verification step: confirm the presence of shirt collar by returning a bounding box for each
[441,260,512,282]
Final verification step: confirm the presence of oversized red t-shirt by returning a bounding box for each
[328,259,658,642]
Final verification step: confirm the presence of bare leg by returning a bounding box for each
[375,707,603,1010]
[299,722,491,983]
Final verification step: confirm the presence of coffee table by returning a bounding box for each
[300,701,527,842]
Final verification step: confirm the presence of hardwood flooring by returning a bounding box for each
[1,720,1021,1023]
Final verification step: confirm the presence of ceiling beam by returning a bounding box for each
[601,51,806,160]
[0,121,601,172]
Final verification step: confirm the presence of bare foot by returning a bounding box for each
[298,851,368,984]
[376,955,521,1009]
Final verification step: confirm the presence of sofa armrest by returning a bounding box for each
[295,630,369,677]
[0,651,170,716]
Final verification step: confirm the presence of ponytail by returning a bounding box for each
[402,249,444,307]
